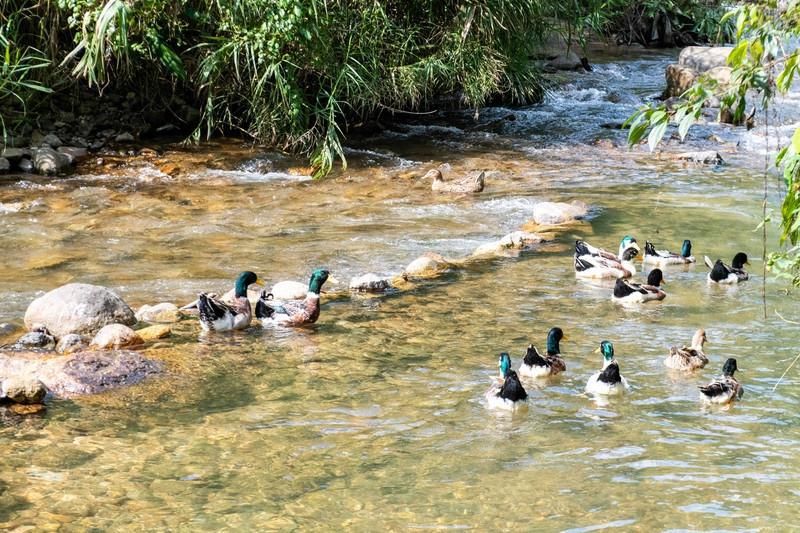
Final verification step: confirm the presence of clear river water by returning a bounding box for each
[1,49,799,530]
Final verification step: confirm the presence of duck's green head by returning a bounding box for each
[234,271,265,298]
[498,352,512,378]
[620,235,639,252]
[681,239,692,258]
[307,268,330,294]
[546,327,565,355]
[732,252,749,269]
[722,357,738,377]
[596,340,614,362]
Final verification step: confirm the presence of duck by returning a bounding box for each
[518,327,567,378]
[664,329,708,370]
[643,239,696,266]
[612,268,666,303]
[585,341,629,395]
[197,271,265,332]
[699,358,743,404]
[704,253,749,284]
[574,236,640,279]
[486,352,528,410]
[256,268,330,326]
[425,169,485,193]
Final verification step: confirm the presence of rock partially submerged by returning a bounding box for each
[137,325,171,342]
[270,281,308,300]
[403,252,455,279]
[0,349,161,398]
[1,376,48,404]
[90,324,144,350]
[56,334,86,354]
[24,283,137,337]
[12,327,56,350]
[531,201,589,226]
[472,231,547,257]
[135,302,181,323]
[349,273,393,293]
[671,151,724,165]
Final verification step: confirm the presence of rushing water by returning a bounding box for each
[1,50,800,530]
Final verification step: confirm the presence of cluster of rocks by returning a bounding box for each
[1,88,200,176]
[1,283,181,413]
[664,46,754,128]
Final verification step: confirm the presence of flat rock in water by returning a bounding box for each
[0,350,161,398]
[531,201,589,225]
[137,325,171,342]
[90,324,144,349]
[24,283,137,337]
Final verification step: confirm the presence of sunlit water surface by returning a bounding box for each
[1,50,799,530]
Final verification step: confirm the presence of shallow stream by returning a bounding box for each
[1,50,799,530]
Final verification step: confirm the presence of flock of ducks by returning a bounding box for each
[486,235,749,411]
[192,235,747,412]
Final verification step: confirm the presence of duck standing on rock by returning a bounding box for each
[699,358,743,404]
[256,268,331,326]
[612,269,666,303]
[425,169,485,193]
[643,239,696,266]
[518,327,567,378]
[486,352,528,410]
[198,271,265,332]
[664,329,708,371]
[574,236,640,279]
[586,341,629,395]
[704,253,749,284]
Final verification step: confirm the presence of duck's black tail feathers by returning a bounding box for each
[498,370,528,401]
[523,345,549,368]
[255,290,276,319]
[198,293,229,324]
[597,362,622,384]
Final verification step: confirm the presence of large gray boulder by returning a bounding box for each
[24,283,137,338]
[678,46,733,72]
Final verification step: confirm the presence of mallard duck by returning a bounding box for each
[197,271,265,332]
[699,358,743,404]
[664,329,708,371]
[486,352,528,410]
[704,253,749,284]
[585,341,629,395]
[643,239,696,266]
[256,268,330,326]
[425,169,485,193]
[574,236,640,279]
[519,327,566,378]
[612,269,666,303]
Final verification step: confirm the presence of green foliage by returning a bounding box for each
[0,12,53,143]
[626,1,800,287]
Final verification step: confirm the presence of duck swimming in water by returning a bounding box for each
[574,236,640,279]
[664,329,708,371]
[612,269,666,303]
[486,353,528,410]
[643,239,696,266]
[585,341,629,396]
[518,327,566,378]
[256,268,330,326]
[699,358,743,404]
[704,253,749,284]
[197,271,265,332]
